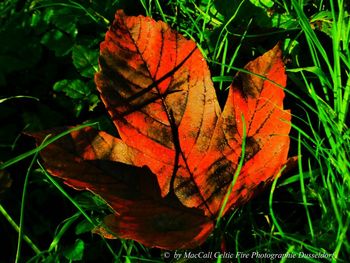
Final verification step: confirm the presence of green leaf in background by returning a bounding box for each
[72,45,99,78]
[63,239,85,261]
[249,0,274,8]
[214,0,271,29]
[41,254,59,263]
[33,1,82,35]
[53,79,90,99]
[198,0,225,25]
[310,11,333,38]
[0,26,42,85]
[53,79,99,116]
[50,8,79,37]
[74,191,109,210]
[310,10,350,40]
[75,219,94,235]
[41,29,74,56]
[284,38,300,57]
[271,12,298,29]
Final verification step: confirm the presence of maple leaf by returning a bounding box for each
[33,10,291,249]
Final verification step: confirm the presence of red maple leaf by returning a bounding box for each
[33,10,291,249]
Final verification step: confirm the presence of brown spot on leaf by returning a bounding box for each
[244,136,261,162]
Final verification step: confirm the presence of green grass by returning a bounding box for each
[0,0,349,262]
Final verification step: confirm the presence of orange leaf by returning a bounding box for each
[33,10,291,249]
